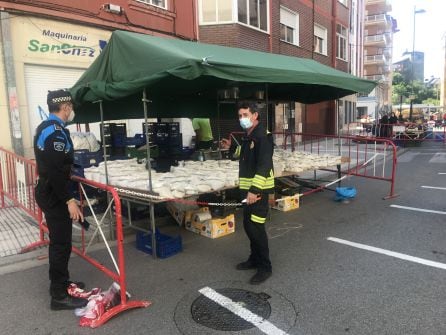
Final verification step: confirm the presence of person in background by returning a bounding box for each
[389,112,398,124]
[221,102,274,284]
[192,118,214,150]
[34,89,88,310]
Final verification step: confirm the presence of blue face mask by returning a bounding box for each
[239,117,253,129]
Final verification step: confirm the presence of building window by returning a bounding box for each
[337,0,348,6]
[314,24,327,55]
[137,0,166,9]
[238,0,268,32]
[336,24,348,61]
[280,7,299,45]
[200,0,233,23]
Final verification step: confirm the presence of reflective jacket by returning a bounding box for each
[238,123,274,194]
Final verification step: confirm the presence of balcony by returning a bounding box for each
[365,0,391,11]
[364,54,387,65]
[382,65,392,73]
[364,33,389,47]
[365,74,390,83]
[365,14,392,27]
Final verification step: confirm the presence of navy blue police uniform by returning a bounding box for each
[34,112,75,299]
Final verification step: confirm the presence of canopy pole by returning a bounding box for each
[142,89,157,258]
[93,99,114,239]
[265,83,270,131]
[142,89,153,191]
[216,94,221,158]
[93,100,109,186]
[336,99,341,156]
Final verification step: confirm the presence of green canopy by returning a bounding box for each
[71,30,376,122]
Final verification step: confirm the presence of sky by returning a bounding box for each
[390,0,446,79]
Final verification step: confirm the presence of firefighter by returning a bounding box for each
[221,101,274,284]
[34,89,88,310]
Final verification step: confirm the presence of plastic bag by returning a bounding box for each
[74,282,124,327]
[67,283,101,299]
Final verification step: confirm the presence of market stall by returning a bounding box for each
[70,30,376,256]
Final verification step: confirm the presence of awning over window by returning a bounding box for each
[71,30,376,122]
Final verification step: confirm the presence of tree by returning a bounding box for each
[391,72,439,105]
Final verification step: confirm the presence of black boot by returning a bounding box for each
[249,270,272,285]
[236,260,257,270]
[51,295,88,310]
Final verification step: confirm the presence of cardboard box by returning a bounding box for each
[166,201,199,226]
[185,207,235,239]
[273,194,300,211]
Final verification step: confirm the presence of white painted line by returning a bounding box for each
[438,173,446,175]
[198,286,290,335]
[327,237,446,270]
[390,204,446,215]
[422,186,446,190]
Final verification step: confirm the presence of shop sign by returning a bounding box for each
[27,29,107,59]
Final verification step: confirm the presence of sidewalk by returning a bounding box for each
[0,202,39,257]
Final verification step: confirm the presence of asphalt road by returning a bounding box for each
[1,142,445,335]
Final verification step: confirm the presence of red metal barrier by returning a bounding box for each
[225,131,398,199]
[340,122,446,145]
[0,147,150,328]
[277,132,398,199]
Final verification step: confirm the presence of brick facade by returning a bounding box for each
[199,0,351,135]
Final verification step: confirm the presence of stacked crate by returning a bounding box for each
[100,123,128,159]
[142,122,183,158]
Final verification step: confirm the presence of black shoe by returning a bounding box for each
[236,260,257,270]
[67,281,85,289]
[249,270,272,285]
[50,295,88,310]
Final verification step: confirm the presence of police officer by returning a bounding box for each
[34,89,88,310]
[222,102,274,284]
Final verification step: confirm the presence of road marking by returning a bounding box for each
[327,237,446,270]
[198,286,290,335]
[438,173,446,175]
[422,186,446,190]
[390,204,446,215]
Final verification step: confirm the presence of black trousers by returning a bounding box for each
[35,185,72,298]
[242,193,272,272]
[196,140,213,150]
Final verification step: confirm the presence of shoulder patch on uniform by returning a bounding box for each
[54,141,65,152]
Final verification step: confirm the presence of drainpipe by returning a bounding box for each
[332,0,337,68]
[269,0,273,52]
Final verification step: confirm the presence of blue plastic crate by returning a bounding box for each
[125,134,146,147]
[73,150,103,167]
[136,230,182,259]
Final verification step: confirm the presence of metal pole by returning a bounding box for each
[142,89,157,258]
[94,100,114,240]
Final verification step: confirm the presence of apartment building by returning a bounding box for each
[197,0,353,137]
[357,0,396,121]
[0,0,197,156]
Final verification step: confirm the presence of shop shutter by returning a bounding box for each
[24,64,85,142]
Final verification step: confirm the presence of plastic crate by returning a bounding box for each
[135,229,182,259]
[125,134,146,147]
[73,150,103,167]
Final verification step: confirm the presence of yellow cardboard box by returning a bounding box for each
[166,201,199,226]
[273,194,300,211]
[185,207,235,239]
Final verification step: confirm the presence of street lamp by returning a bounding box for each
[409,7,426,122]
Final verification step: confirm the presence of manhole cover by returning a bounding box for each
[191,288,271,331]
